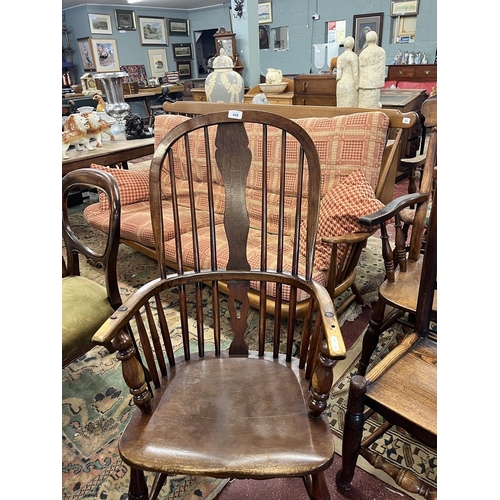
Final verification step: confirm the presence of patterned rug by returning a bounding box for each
[62,201,388,499]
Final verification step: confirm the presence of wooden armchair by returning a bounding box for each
[92,110,347,500]
[356,94,437,376]
[335,182,437,499]
[62,168,121,367]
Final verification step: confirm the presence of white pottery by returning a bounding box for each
[265,68,283,84]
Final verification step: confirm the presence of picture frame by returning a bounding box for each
[176,61,192,79]
[352,13,384,55]
[148,48,168,77]
[77,37,96,71]
[168,18,190,36]
[120,64,148,86]
[88,13,113,35]
[90,38,121,72]
[258,2,273,25]
[391,0,419,17]
[138,16,168,45]
[115,9,136,31]
[259,25,270,49]
[172,43,193,61]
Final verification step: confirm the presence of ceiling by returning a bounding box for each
[62,0,225,11]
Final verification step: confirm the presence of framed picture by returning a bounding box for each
[148,48,168,77]
[172,43,193,61]
[90,38,121,72]
[138,16,168,45]
[120,64,148,86]
[258,2,273,24]
[77,38,96,71]
[352,13,384,55]
[176,61,192,79]
[88,13,112,34]
[259,25,270,50]
[168,18,190,36]
[115,9,136,31]
[391,0,419,17]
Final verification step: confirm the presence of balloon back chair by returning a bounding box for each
[92,110,347,500]
[62,168,121,367]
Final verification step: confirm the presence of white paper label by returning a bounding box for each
[402,117,411,124]
[228,110,243,119]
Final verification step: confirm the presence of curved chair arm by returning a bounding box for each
[359,192,427,227]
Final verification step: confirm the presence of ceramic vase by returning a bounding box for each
[205,51,244,103]
[93,72,130,131]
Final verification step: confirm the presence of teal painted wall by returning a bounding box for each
[63,0,437,86]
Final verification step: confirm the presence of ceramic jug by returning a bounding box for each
[265,68,282,84]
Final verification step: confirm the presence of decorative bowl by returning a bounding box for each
[258,82,288,94]
[77,106,94,113]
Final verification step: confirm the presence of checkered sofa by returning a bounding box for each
[84,111,389,305]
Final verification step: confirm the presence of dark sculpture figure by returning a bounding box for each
[124,112,153,140]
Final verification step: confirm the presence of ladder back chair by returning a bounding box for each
[62,168,121,367]
[336,183,437,500]
[356,94,437,376]
[93,110,347,500]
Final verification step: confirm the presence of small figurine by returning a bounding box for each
[82,111,115,147]
[124,113,154,140]
[408,52,415,64]
[421,52,428,64]
[414,52,421,65]
[93,94,107,112]
[62,114,95,159]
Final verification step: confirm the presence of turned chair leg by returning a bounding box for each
[357,299,385,376]
[335,375,366,490]
[128,467,149,500]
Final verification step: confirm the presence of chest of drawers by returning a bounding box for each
[386,64,437,83]
[293,74,337,106]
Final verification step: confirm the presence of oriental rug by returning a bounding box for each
[62,202,392,499]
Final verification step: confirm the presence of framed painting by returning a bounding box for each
[148,48,168,77]
[77,38,96,71]
[259,25,270,49]
[172,43,193,61]
[138,16,168,45]
[90,38,121,72]
[258,2,273,24]
[115,9,136,31]
[88,13,112,34]
[352,13,384,55]
[176,61,192,79]
[391,0,419,17]
[168,18,190,36]
[120,64,148,86]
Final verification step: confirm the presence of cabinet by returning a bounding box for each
[386,64,437,84]
[293,74,337,106]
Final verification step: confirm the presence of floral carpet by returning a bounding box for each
[62,201,389,499]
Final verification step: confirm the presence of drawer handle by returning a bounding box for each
[424,70,430,74]
[302,82,307,92]
[398,70,403,74]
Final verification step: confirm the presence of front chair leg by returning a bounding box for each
[357,299,385,376]
[128,467,148,500]
[303,471,330,500]
[335,375,366,490]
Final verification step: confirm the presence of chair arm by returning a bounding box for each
[321,231,373,246]
[359,193,427,227]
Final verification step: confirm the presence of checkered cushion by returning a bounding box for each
[300,169,384,271]
[90,164,150,210]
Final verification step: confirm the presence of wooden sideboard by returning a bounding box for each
[386,64,437,84]
[293,74,337,106]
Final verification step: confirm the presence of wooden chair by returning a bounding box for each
[92,110,347,500]
[335,182,437,500]
[62,168,121,367]
[356,94,437,376]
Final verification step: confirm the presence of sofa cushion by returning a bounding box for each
[300,168,384,271]
[90,164,150,210]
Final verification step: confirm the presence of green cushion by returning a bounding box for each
[62,275,115,360]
